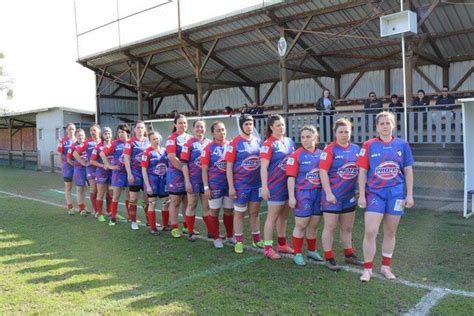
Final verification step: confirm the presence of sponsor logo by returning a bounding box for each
[182,146,188,153]
[153,163,167,176]
[320,152,328,160]
[306,168,320,185]
[242,155,260,171]
[337,162,359,179]
[287,157,295,166]
[214,159,227,171]
[278,157,289,171]
[359,148,366,157]
[142,155,148,162]
[227,146,233,153]
[261,146,269,154]
[166,140,174,146]
[371,153,381,158]
[334,155,343,159]
[194,159,202,168]
[397,151,402,157]
[374,161,400,180]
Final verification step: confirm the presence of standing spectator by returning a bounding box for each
[315,89,336,142]
[412,89,430,112]
[249,102,264,116]
[223,106,235,116]
[388,94,403,113]
[435,86,455,111]
[364,92,383,114]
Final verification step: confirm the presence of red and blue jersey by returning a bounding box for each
[201,141,229,190]
[180,136,211,185]
[90,143,106,164]
[357,137,414,191]
[165,132,192,191]
[103,139,128,173]
[286,147,322,191]
[124,136,150,173]
[260,136,295,194]
[85,138,100,161]
[141,147,168,178]
[67,141,88,169]
[225,135,262,189]
[320,142,360,198]
[57,136,74,163]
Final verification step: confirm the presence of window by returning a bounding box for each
[55,128,61,140]
[39,128,44,140]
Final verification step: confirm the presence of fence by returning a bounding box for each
[253,104,463,145]
[0,150,42,170]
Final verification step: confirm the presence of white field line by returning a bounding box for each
[49,189,268,219]
[0,195,20,199]
[405,289,449,316]
[1,189,474,305]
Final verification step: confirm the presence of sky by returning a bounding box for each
[0,0,277,113]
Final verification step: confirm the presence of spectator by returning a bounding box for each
[315,89,335,114]
[249,102,264,116]
[315,89,335,142]
[364,92,383,114]
[435,86,455,111]
[388,94,403,113]
[223,106,235,116]
[170,110,179,118]
[412,89,430,112]
[241,103,250,114]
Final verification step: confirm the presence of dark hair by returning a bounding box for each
[239,114,253,131]
[265,114,284,139]
[117,123,131,135]
[210,121,225,134]
[391,94,398,99]
[172,114,187,133]
[66,122,76,129]
[369,91,376,96]
[417,89,425,95]
[192,120,205,128]
[148,131,162,142]
[322,89,331,97]
[333,117,352,134]
[299,125,319,146]
[442,85,449,91]
[134,120,147,137]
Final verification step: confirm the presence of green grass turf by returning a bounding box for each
[0,166,473,314]
[429,295,474,315]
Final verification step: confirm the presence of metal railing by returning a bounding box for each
[0,150,42,170]
[253,104,463,145]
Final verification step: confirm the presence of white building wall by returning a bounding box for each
[36,109,64,168]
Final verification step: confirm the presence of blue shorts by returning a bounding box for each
[167,172,185,194]
[111,171,128,188]
[235,187,261,205]
[73,167,88,187]
[366,186,405,216]
[96,168,111,185]
[294,189,322,217]
[86,166,96,180]
[210,187,228,200]
[62,162,74,178]
[321,192,357,213]
[128,169,143,187]
[192,182,204,194]
[146,175,168,198]
[268,186,289,203]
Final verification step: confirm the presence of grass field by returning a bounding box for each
[0,167,473,315]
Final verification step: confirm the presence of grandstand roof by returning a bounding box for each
[78,0,474,99]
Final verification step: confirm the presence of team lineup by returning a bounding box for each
[56,111,414,282]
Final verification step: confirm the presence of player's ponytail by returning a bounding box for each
[265,114,284,139]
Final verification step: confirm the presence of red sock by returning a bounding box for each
[344,247,354,257]
[278,237,287,246]
[209,215,219,239]
[185,215,196,235]
[142,203,149,225]
[223,214,234,238]
[382,256,392,266]
[307,238,317,252]
[171,223,179,230]
[251,231,261,242]
[202,215,210,235]
[183,221,188,229]
[79,203,86,211]
[106,192,112,212]
[292,237,304,254]
[67,203,73,209]
[129,204,137,222]
[162,210,169,227]
[89,192,97,212]
[148,210,156,230]
[96,199,103,215]
[125,199,130,212]
[364,261,374,269]
[111,201,118,219]
[325,250,334,260]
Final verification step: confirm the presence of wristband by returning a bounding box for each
[204,186,209,190]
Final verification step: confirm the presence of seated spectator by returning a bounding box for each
[241,103,250,114]
[364,92,382,114]
[248,102,264,115]
[435,86,455,111]
[223,106,235,116]
[388,94,403,113]
[412,89,430,112]
[315,89,335,115]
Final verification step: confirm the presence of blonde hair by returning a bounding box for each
[375,111,395,127]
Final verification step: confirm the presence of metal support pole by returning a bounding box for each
[137,62,143,121]
[402,34,408,141]
[50,151,55,173]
